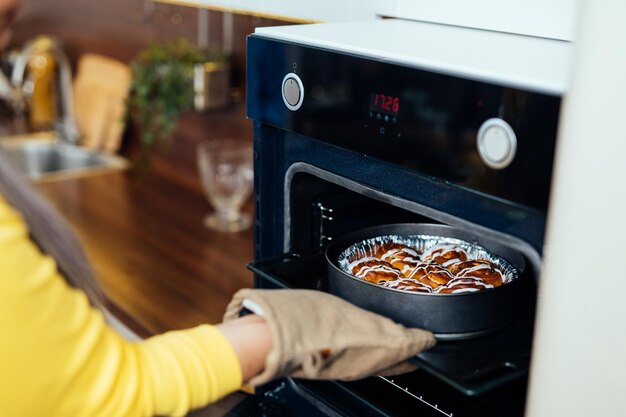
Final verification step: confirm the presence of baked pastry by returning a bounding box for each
[404,262,454,289]
[385,279,432,293]
[446,259,488,274]
[452,260,506,287]
[435,277,495,294]
[348,257,402,284]
[422,243,468,267]
[374,243,420,275]
[344,236,513,295]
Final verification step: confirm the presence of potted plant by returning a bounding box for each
[127,38,229,166]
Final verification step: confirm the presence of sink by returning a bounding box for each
[0,133,128,181]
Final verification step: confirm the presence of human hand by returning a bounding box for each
[223,289,436,386]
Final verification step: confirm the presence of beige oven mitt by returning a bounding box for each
[223,289,436,386]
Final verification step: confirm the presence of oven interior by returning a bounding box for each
[249,170,537,417]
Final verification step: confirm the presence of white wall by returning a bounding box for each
[525,0,626,415]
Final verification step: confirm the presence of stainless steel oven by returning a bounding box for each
[246,18,570,416]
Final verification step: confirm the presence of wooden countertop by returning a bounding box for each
[36,167,254,336]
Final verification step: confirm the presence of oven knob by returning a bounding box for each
[282,73,304,111]
[477,118,517,169]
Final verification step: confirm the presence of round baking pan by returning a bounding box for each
[326,223,526,340]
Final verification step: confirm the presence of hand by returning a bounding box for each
[223,289,436,386]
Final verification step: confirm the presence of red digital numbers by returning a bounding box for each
[385,95,393,110]
[372,93,400,115]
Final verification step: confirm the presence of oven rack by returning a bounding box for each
[248,253,536,397]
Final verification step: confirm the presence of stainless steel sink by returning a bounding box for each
[0,134,128,181]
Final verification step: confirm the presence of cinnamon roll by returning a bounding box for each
[435,277,495,294]
[404,262,454,289]
[422,243,468,267]
[348,257,403,284]
[374,243,421,275]
[453,260,506,287]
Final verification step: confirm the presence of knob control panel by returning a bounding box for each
[282,73,304,111]
[477,118,517,169]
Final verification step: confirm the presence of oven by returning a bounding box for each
[245,18,569,417]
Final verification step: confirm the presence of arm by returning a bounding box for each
[0,197,246,417]
[218,314,272,382]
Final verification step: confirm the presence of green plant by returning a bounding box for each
[127,38,228,160]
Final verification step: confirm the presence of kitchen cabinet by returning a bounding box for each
[156,0,580,40]
[388,0,580,41]
[156,0,383,22]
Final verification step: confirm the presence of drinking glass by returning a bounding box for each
[197,139,253,232]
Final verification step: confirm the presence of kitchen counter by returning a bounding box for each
[25,102,256,336]
[35,156,254,336]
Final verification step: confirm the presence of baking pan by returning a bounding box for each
[326,223,526,340]
[247,250,534,395]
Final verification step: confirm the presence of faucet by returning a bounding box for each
[10,36,80,145]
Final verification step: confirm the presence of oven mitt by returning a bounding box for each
[223,289,436,386]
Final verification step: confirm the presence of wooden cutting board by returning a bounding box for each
[73,53,131,153]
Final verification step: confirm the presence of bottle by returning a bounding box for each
[27,50,56,130]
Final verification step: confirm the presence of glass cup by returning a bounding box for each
[197,139,254,232]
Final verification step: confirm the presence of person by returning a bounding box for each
[0,2,435,415]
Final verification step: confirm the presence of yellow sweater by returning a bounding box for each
[0,196,242,416]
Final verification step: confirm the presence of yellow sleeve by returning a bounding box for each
[0,197,242,417]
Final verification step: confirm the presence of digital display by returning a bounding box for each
[370,92,400,116]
